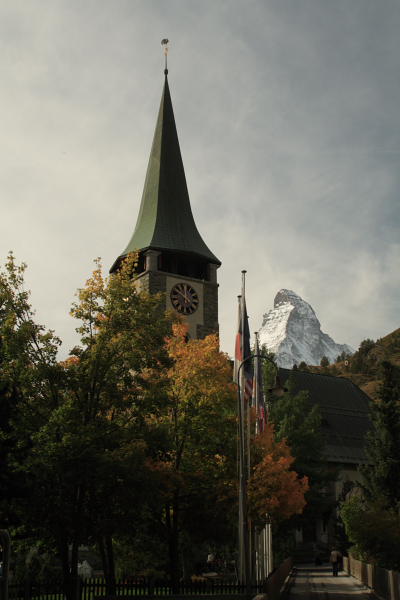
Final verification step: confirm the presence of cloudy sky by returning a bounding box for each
[1,0,399,358]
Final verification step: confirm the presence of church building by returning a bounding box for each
[110,66,220,339]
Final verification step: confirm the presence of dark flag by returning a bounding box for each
[252,332,266,434]
[234,293,253,405]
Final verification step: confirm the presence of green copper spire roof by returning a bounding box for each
[111,74,220,271]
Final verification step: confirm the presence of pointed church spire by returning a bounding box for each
[110,54,220,273]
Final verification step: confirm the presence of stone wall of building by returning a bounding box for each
[134,272,167,295]
[202,281,219,336]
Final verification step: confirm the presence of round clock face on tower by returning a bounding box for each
[170,283,199,315]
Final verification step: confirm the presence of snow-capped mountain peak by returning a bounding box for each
[259,289,353,368]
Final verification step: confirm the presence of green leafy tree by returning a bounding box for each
[298,362,310,372]
[259,345,330,491]
[0,253,175,599]
[341,496,400,570]
[268,380,326,480]
[335,351,352,363]
[267,376,335,551]
[340,361,400,569]
[0,366,24,528]
[0,253,63,531]
[320,356,330,368]
[55,254,174,595]
[361,361,400,507]
[350,338,376,374]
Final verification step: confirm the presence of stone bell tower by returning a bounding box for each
[110,58,220,339]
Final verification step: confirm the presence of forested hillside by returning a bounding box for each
[299,329,400,400]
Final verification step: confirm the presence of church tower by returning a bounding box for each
[110,64,220,339]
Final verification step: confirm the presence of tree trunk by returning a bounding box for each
[105,535,116,596]
[66,484,85,600]
[98,536,117,596]
[71,538,81,600]
[59,538,80,600]
[59,540,72,600]
[98,537,109,582]
[166,495,180,592]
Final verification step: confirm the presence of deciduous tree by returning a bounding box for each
[248,424,308,524]
[341,496,400,570]
[341,361,400,569]
[266,375,335,556]
[361,361,400,507]
[0,253,175,599]
[146,323,237,588]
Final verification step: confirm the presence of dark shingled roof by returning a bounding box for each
[110,74,220,273]
[278,368,371,465]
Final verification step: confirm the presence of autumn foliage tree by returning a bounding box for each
[248,424,309,525]
[145,323,237,588]
[1,252,313,589]
[1,253,240,590]
[55,254,175,593]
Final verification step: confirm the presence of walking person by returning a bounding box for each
[329,547,342,576]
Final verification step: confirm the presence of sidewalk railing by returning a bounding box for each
[344,555,400,600]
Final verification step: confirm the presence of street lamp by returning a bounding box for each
[236,352,286,586]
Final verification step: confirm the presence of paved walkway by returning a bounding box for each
[286,565,378,599]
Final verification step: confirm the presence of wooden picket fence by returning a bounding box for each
[8,577,265,600]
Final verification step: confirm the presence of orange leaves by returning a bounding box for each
[164,323,235,406]
[145,457,184,499]
[155,323,237,481]
[59,356,80,368]
[70,253,142,344]
[248,424,309,523]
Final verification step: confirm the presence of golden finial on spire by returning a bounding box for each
[161,38,169,75]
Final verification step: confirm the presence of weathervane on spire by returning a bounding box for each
[161,38,169,75]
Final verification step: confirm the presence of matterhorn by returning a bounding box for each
[258,289,353,368]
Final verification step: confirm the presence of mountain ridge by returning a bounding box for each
[258,289,354,368]
[310,328,400,400]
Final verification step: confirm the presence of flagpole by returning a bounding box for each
[241,276,249,472]
[236,294,245,585]
[237,361,250,588]
[239,270,251,587]
[253,332,260,583]
[235,336,285,586]
[236,275,284,586]
[241,271,249,481]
